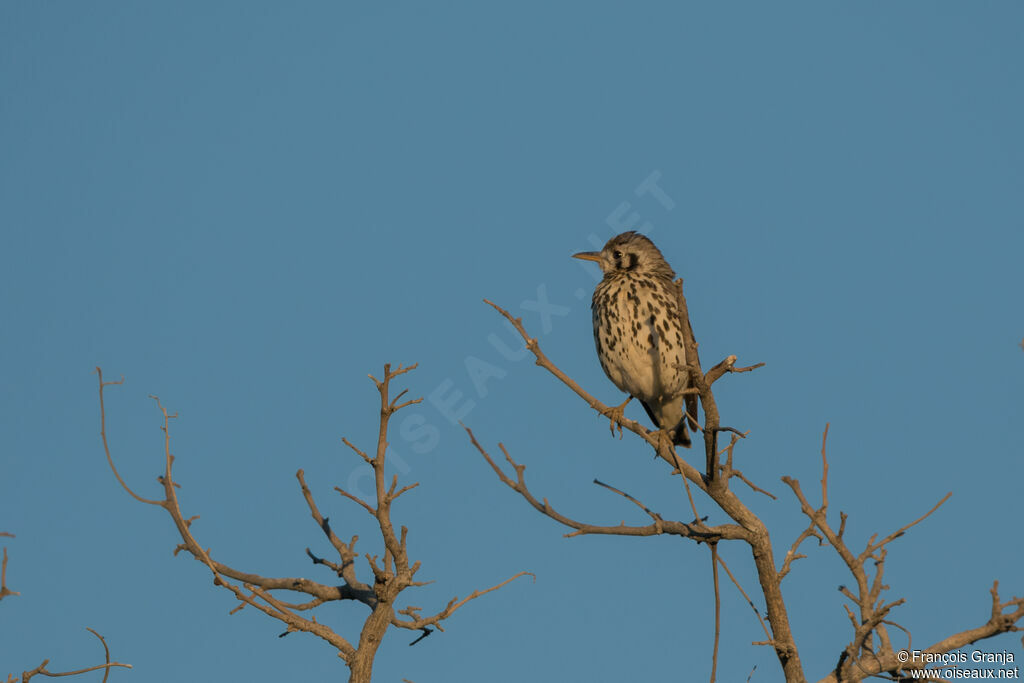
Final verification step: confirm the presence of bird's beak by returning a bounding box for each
[572,251,602,263]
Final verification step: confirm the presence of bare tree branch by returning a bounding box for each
[476,297,804,681]
[715,552,773,643]
[475,291,1022,683]
[94,369,162,507]
[464,426,745,543]
[97,363,528,683]
[814,581,1024,683]
[710,543,721,683]
[0,546,18,601]
[392,571,536,630]
[8,628,130,682]
[334,485,378,517]
[776,425,1019,683]
[592,478,663,523]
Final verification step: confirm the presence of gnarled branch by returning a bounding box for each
[96,364,527,683]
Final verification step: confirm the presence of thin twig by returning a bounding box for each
[716,553,772,642]
[96,364,529,681]
[335,486,377,516]
[16,628,131,681]
[0,547,18,600]
[392,571,536,630]
[731,469,777,500]
[94,368,163,506]
[479,297,805,682]
[593,479,662,523]
[861,492,952,559]
[710,544,721,683]
[464,426,745,543]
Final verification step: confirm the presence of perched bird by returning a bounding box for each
[574,231,693,446]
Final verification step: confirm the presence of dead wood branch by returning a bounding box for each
[96,364,528,683]
[7,628,130,683]
[475,290,1022,683]
[476,296,803,682]
[0,546,17,601]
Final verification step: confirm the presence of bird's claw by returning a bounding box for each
[600,397,632,439]
[655,428,676,457]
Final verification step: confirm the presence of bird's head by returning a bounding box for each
[572,231,675,278]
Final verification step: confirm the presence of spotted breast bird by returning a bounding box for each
[574,231,693,447]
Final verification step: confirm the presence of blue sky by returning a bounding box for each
[1,2,1022,681]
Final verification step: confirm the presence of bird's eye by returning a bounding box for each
[613,250,623,260]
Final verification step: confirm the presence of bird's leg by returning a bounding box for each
[600,396,632,439]
[655,428,676,459]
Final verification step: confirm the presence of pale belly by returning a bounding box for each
[592,284,687,402]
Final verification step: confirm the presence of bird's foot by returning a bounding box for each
[654,428,676,458]
[600,397,632,439]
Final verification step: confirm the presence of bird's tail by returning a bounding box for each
[672,419,692,447]
[641,397,692,448]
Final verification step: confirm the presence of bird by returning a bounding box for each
[573,231,693,447]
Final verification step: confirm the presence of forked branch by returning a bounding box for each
[475,296,802,683]
[475,291,1022,683]
[95,364,528,683]
[464,425,745,543]
[7,628,131,683]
